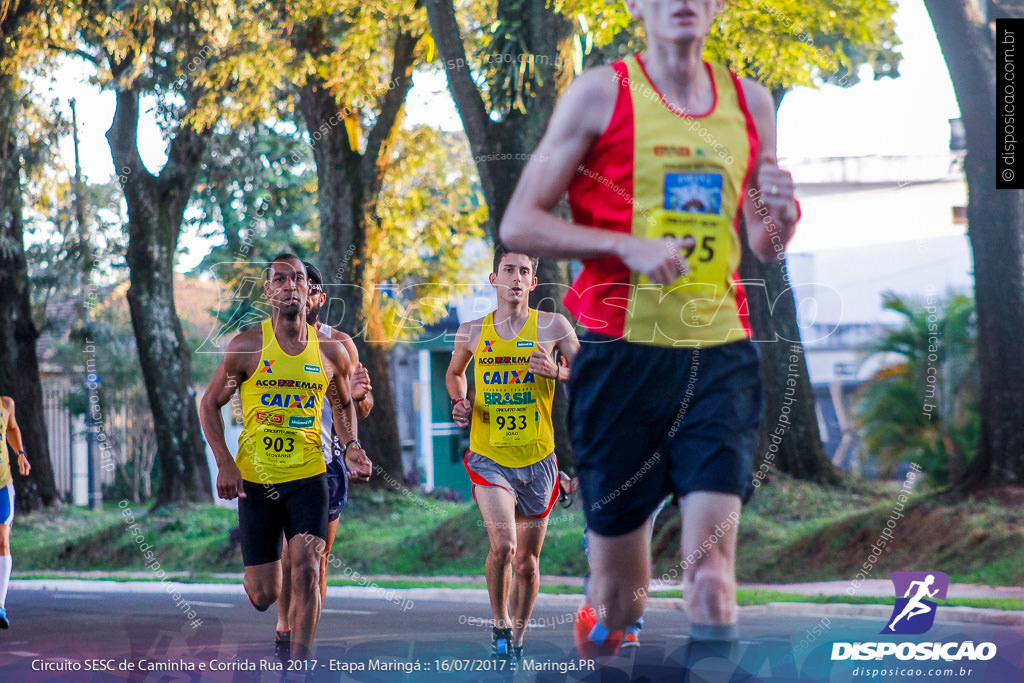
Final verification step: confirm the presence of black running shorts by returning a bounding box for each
[238,474,329,566]
[569,334,763,537]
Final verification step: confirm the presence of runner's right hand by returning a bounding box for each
[217,460,246,500]
[617,235,696,285]
[452,398,471,427]
[351,363,372,400]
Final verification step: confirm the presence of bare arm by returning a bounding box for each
[740,79,799,263]
[322,338,371,482]
[339,333,374,419]
[3,398,28,476]
[552,315,580,382]
[199,337,251,499]
[445,322,477,427]
[500,67,694,285]
[530,313,580,382]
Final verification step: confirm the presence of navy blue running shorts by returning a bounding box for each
[326,457,348,523]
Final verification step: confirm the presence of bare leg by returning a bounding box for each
[286,532,324,662]
[680,492,741,632]
[474,486,517,630]
[320,518,340,603]
[243,560,282,612]
[276,532,290,631]
[0,524,11,610]
[585,513,654,632]
[509,515,548,647]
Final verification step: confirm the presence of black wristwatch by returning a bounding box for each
[343,439,362,453]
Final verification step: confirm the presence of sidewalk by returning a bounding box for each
[15,570,1024,600]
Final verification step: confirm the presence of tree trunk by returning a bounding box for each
[427,0,576,467]
[297,26,419,487]
[0,8,61,510]
[924,0,1024,491]
[106,81,213,506]
[740,238,839,484]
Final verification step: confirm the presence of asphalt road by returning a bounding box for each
[0,583,1021,682]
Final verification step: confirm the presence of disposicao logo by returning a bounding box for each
[882,571,948,635]
[832,570,997,663]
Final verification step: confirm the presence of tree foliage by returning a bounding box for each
[557,0,901,94]
[856,292,978,488]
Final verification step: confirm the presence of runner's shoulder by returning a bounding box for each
[320,326,359,365]
[736,76,774,126]
[535,310,574,341]
[226,324,264,356]
[557,64,621,135]
[454,318,485,348]
[569,63,620,100]
[316,331,348,369]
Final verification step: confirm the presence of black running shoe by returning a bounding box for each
[274,630,290,663]
[512,645,524,670]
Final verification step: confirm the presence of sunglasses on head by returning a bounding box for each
[309,284,323,293]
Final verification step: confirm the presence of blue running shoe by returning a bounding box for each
[491,626,512,660]
[0,606,8,629]
[623,618,643,648]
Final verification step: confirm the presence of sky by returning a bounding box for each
[46,0,962,271]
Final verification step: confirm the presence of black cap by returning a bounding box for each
[303,261,324,286]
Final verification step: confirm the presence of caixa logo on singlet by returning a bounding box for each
[832,571,997,663]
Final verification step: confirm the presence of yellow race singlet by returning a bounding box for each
[0,401,10,489]
[566,56,758,347]
[237,320,328,484]
[469,310,555,468]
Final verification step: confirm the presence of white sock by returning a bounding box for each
[0,554,11,607]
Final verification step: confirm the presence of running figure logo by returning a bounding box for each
[882,571,949,635]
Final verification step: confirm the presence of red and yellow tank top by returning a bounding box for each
[237,319,328,484]
[565,55,758,347]
[0,401,10,489]
[469,310,555,468]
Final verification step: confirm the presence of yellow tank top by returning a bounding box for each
[469,310,555,468]
[626,56,754,346]
[0,401,10,489]
[237,319,328,484]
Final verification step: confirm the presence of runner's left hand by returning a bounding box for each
[345,446,372,484]
[528,350,559,380]
[757,161,798,223]
[18,452,30,476]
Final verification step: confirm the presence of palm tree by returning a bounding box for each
[855,291,978,487]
